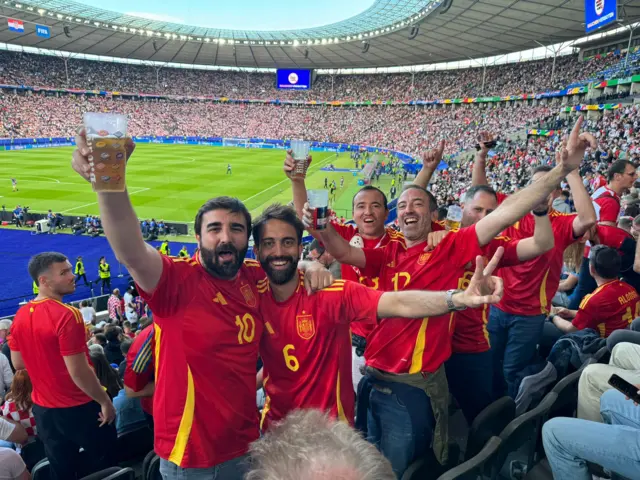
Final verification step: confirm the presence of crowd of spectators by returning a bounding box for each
[0,50,628,101]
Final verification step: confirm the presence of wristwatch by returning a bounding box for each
[446,289,466,311]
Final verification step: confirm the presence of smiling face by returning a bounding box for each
[352,188,388,239]
[462,191,498,227]
[397,188,432,243]
[255,219,301,285]
[196,209,249,280]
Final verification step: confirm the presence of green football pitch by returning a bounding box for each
[0,144,394,236]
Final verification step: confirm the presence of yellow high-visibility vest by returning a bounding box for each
[32,281,39,295]
[75,261,85,275]
[99,263,111,279]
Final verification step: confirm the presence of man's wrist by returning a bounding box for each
[449,290,467,310]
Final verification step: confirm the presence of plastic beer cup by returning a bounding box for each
[83,112,129,192]
[307,189,329,230]
[290,139,312,178]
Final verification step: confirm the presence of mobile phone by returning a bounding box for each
[475,140,498,151]
[608,374,640,403]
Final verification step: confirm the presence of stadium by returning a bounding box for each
[2,0,640,478]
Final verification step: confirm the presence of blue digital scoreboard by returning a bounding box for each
[585,0,617,33]
[276,69,312,90]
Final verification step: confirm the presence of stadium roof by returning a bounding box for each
[1,0,640,68]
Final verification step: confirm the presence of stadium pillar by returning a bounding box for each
[624,25,635,69]
[481,63,487,95]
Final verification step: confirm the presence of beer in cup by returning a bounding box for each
[307,189,329,230]
[290,139,312,178]
[446,205,463,231]
[83,113,129,192]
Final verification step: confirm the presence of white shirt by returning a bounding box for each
[80,306,96,325]
[0,354,12,403]
[123,292,134,313]
[0,447,27,479]
[0,417,15,442]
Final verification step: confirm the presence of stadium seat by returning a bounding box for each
[436,436,502,480]
[490,392,558,479]
[548,368,582,419]
[465,396,515,461]
[79,467,124,480]
[21,438,47,471]
[31,459,51,480]
[116,425,154,464]
[144,453,162,480]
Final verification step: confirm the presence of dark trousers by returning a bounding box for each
[75,273,89,286]
[32,401,117,480]
[568,259,596,310]
[488,306,546,399]
[100,277,111,294]
[445,350,494,424]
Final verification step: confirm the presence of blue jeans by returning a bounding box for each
[445,350,494,424]
[488,306,546,399]
[366,378,434,478]
[160,455,249,480]
[568,258,596,310]
[543,389,640,480]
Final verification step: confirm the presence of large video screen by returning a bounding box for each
[276,69,312,90]
[585,0,617,33]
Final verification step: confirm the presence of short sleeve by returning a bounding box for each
[0,416,15,440]
[0,447,26,477]
[572,296,597,331]
[339,281,384,325]
[7,324,20,352]
[331,221,357,242]
[361,247,388,278]
[136,255,193,318]
[554,214,579,250]
[595,196,620,223]
[242,260,268,286]
[124,327,155,392]
[447,225,483,268]
[57,310,89,357]
[485,237,521,268]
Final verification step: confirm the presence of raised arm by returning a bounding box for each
[283,151,310,221]
[515,212,554,261]
[72,130,163,294]
[413,141,445,189]
[562,119,597,236]
[475,117,594,247]
[301,204,366,268]
[377,249,504,318]
[471,132,492,187]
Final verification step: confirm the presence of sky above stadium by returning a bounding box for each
[80,0,374,30]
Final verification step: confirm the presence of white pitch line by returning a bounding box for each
[242,153,338,204]
[61,188,150,214]
[0,176,69,184]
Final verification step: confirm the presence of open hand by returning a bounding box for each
[458,247,504,308]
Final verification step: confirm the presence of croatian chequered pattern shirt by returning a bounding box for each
[1,400,37,441]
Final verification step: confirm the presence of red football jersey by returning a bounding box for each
[258,276,383,430]
[361,226,483,374]
[592,186,621,224]
[124,324,155,415]
[137,254,266,468]
[9,299,92,409]
[332,222,402,339]
[452,236,521,354]
[573,280,639,338]
[497,211,577,316]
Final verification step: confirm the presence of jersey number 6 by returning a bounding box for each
[283,344,300,372]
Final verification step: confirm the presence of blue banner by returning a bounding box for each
[35,24,51,38]
[585,0,617,33]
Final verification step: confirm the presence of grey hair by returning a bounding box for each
[0,319,12,331]
[246,409,395,480]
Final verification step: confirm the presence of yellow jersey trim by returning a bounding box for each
[260,376,270,431]
[153,324,162,381]
[168,366,195,466]
[409,318,429,374]
[336,371,347,423]
[539,269,551,315]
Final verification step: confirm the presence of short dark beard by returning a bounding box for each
[199,242,248,280]
[259,255,298,285]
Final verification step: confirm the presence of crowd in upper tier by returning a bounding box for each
[0,49,628,101]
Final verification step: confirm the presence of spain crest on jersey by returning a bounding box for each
[417,252,432,265]
[240,284,257,307]
[296,312,315,340]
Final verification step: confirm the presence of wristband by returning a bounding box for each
[532,208,549,217]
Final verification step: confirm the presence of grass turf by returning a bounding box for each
[0,144,395,240]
